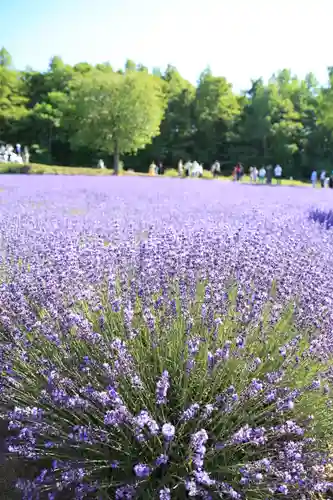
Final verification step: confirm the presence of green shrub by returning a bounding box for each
[0,164,31,175]
[2,287,333,499]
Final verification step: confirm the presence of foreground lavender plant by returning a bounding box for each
[1,177,333,498]
[2,284,333,499]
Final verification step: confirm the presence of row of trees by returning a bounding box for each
[2,47,333,177]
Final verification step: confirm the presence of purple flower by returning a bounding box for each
[181,403,200,422]
[162,423,175,441]
[159,487,171,499]
[133,463,151,478]
[133,410,159,436]
[277,484,289,495]
[155,454,169,466]
[156,370,170,405]
[116,485,136,499]
[194,470,215,486]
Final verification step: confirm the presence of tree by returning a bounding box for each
[28,92,69,162]
[194,70,241,163]
[0,47,12,68]
[0,49,28,137]
[2,49,333,178]
[125,59,136,72]
[147,66,195,165]
[65,70,166,173]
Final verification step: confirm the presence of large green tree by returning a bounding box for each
[0,47,28,138]
[148,65,195,164]
[194,68,241,164]
[64,69,166,173]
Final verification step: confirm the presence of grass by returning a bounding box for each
[0,163,311,186]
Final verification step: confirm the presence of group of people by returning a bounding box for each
[0,143,30,164]
[215,161,281,183]
[150,159,285,183]
[246,164,283,184]
[177,160,204,178]
[311,170,333,188]
[149,161,166,176]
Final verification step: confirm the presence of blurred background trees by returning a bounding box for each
[2,46,333,179]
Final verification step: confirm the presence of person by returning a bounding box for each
[329,171,333,189]
[234,163,241,181]
[16,143,21,155]
[191,160,199,177]
[266,165,273,185]
[239,164,244,181]
[23,146,30,164]
[274,164,282,184]
[311,170,317,188]
[320,170,326,188]
[149,161,156,176]
[97,159,105,169]
[6,144,14,162]
[211,161,220,178]
[158,162,164,175]
[252,166,258,183]
[259,166,266,184]
[178,160,184,177]
[184,161,191,177]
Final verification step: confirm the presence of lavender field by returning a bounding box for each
[1,175,333,499]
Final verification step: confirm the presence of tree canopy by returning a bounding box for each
[65,70,166,173]
[2,46,333,178]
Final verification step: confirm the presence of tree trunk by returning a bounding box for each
[48,122,53,164]
[113,142,119,175]
[263,135,267,163]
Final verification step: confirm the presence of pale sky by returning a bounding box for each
[2,0,332,91]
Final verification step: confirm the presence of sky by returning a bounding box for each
[1,0,333,92]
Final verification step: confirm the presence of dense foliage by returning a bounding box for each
[2,47,333,177]
[2,178,333,498]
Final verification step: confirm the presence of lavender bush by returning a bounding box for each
[1,176,333,499]
[3,286,333,499]
[309,208,333,230]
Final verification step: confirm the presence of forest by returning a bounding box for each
[2,46,333,178]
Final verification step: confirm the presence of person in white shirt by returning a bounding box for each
[320,170,326,188]
[258,167,266,184]
[274,164,282,184]
[178,160,184,177]
[211,161,220,178]
[249,166,258,183]
[23,146,30,164]
[191,161,199,177]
